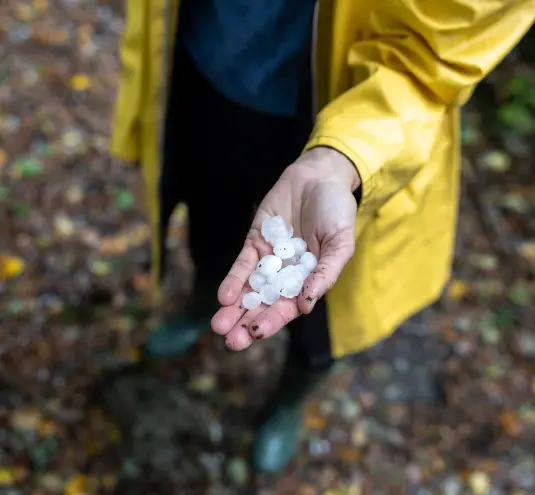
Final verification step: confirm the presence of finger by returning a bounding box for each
[217,242,258,306]
[224,303,267,351]
[218,230,272,306]
[298,229,355,314]
[248,298,301,341]
[211,291,248,336]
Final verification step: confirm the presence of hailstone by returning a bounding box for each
[289,237,307,257]
[248,271,267,292]
[259,284,280,305]
[256,255,282,277]
[261,216,293,245]
[242,291,262,310]
[273,265,306,298]
[273,240,296,260]
[300,252,318,272]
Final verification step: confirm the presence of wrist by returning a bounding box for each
[297,146,361,192]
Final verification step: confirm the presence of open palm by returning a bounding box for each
[211,150,359,350]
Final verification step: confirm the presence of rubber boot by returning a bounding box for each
[144,285,218,358]
[252,358,332,473]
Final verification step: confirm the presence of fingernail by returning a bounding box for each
[309,298,317,310]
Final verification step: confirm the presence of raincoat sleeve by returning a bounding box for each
[304,0,535,214]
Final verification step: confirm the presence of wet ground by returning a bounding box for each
[1,1,535,494]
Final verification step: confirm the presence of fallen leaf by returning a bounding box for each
[64,475,90,495]
[0,149,7,169]
[99,224,150,255]
[39,419,59,437]
[0,255,25,280]
[499,410,521,437]
[71,74,91,92]
[447,279,469,301]
[304,404,328,431]
[0,468,15,486]
[334,444,361,463]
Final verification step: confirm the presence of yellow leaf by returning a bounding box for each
[0,255,25,280]
[447,279,469,301]
[71,74,91,92]
[34,0,49,13]
[0,468,15,486]
[0,149,7,169]
[64,474,89,495]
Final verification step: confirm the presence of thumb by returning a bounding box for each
[298,227,355,314]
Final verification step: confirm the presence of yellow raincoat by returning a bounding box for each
[111,0,534,358]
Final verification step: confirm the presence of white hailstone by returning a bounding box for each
[242,291,262,310]
[300,252,318,272]
[261,216,293,245]
[273,265,305,298]
[280,277,303,299]
[256,255,282,277]
[273,240,296,260]
[289,237,307,257]
[259,284,280,305]
[248,271,267,292]
[266,272,277,284]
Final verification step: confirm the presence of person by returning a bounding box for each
[111,0,533,473]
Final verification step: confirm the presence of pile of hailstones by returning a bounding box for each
[242,216,318,310]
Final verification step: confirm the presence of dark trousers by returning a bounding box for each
[160,46,334,369]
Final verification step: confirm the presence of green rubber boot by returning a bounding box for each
[252,359,332,474]
[144,286,218,358]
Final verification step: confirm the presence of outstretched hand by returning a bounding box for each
[211,147,360,350]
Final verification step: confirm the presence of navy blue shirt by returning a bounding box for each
[179,0,316,117]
